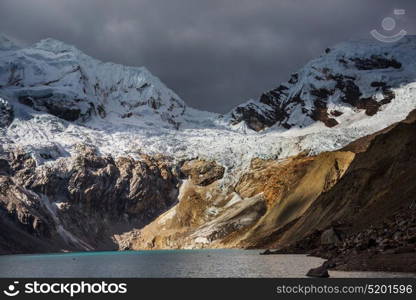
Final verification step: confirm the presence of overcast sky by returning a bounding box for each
[0,0,415,113]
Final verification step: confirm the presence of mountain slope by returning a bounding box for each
[0,36,186,128]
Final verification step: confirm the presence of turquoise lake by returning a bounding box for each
[0,250,414,278]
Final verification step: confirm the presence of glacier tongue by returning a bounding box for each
[1,36,416,176]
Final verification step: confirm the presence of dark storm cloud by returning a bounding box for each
[1,0,415,112]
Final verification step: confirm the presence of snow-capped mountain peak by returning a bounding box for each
[0,34,20,51]
[0,37,187,129]
[229,36,416,132]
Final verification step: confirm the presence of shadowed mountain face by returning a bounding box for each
[256,110,416,249]
[229,38,416,131]
[0,149,179,253]
[126,110,416,273]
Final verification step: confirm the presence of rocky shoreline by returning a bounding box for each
[261,203,416,276]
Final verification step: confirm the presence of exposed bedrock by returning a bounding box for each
[259,111,416,272]
[124,151,354,250]
[229,48,404,132]
[0,147,180,253]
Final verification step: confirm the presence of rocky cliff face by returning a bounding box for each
[1,111,415,260]
[0,147,179,253]
[271,112,416,249]
[259,111,416,272]
[126,150,355,250]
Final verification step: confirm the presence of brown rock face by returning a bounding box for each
[0,147,179,253]
[0,151,230,253]
[180,160,225,186]
[311,105,339,128]
[0,175,60,254]
[127,151,354,250]
[351,55,402,70]
[18,94,94,122]
[278,117,416,248]
[229,54,399,132]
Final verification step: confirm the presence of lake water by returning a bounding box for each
[0,250,414,278]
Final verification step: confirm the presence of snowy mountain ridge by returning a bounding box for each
[0,35,187,129]
[229,37,416,131]
[1,35,416,176]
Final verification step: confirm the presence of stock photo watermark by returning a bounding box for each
[371,9,407,43]
[2,281,128,297]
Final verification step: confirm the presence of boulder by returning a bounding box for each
[306,265,330,278]
[320,228,341,245]
[181,160,225,186]
[0,159,11,175]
